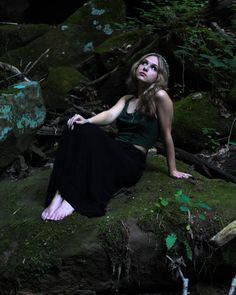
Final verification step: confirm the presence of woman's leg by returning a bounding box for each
[42,124,146,221]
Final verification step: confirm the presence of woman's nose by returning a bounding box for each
[143,66,148,71]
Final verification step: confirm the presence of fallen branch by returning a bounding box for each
[0,62,30,84]
[210,22,234,40]
[155,142,236,183]
[210,220,236,247]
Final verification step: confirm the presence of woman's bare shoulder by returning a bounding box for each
[155,89,172,106]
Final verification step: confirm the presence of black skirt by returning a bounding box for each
[45,123,146,217]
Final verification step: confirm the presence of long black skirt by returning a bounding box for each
[45,123,146,217]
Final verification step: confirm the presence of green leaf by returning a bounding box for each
[179,206,189,212]
[197,202,211,210]
[174,190,183,197]
[179,194,190,203]
[198,213,206,220]
[184,241,193,261]
[159,197,169,207]
[166,233,177,250]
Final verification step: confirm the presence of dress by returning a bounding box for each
[45,100,158,217]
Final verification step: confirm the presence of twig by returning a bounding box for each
[81,65,119,89]
[24,48,50,75]
[0,62,30,83]
[166,255,189,295]
[210,22,233,39]
[0,22,18,25]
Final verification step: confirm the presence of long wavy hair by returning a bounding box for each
[126,53,170,118]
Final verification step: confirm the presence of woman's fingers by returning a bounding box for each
[67,114,85,129]
[170,170,192,179]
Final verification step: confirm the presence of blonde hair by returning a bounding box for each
[126,53,169,118]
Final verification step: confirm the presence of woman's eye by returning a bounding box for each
[151,65,157,71]
[141,61,148,65]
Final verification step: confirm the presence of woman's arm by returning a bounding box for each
[67,95,131,129]
[156,90,192,179]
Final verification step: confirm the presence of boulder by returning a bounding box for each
[43,66,88,109]
[0,24,50,56]
[172,92,236,152]
[0,0,126,81]
[0,155,235,294]
[0,81,45,170]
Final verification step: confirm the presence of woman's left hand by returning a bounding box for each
[170,170,192,179]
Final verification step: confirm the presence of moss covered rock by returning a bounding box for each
[0,0,126,82]
[0,24,50,56]
[0,155,235,294]
[172,92,235,152]
[0,81,45,170]
[43,66,88,108]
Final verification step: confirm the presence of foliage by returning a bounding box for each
[174,27,236,97]
[119,0,236,99]
[137,0,208,32]
[201,127,221,150]
[140,189,212,263]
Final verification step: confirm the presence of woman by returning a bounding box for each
[41,53,191,221]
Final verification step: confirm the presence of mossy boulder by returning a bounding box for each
[0,0,126,81]
[43,66,88,109]
[172,92,235,152]
[0,155,235,294]
[0,81,46,170]
[94,28,151,71]
[0,24,50,56]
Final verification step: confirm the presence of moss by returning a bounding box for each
[0,155,235,285]
[0,24,50,56]
[95,29,147,54]
[43,66,87,108]
[173,92,235,151]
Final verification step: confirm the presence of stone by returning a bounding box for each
[0,81,46,170]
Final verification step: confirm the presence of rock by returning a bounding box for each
[0,24,50,56]
[172,92,236,152]
[0,0,126,81]
[0,81,45,170]
[0,156,235,293]
[43,66,88,109]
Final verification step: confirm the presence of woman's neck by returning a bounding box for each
[137,82,149,97]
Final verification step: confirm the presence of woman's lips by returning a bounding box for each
[139,72,147,77]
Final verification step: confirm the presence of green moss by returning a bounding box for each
[0,24,50,56]
[0,155,235,284]
[95,29,147,54]
[173,92,235,151]
[43,66,87,108]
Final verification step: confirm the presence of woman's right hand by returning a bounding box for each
[67,114,88,130]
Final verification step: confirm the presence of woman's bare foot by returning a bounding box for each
[41,192,63,220]
[47,200,75,221]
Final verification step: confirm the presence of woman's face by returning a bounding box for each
[136,55,158,85]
